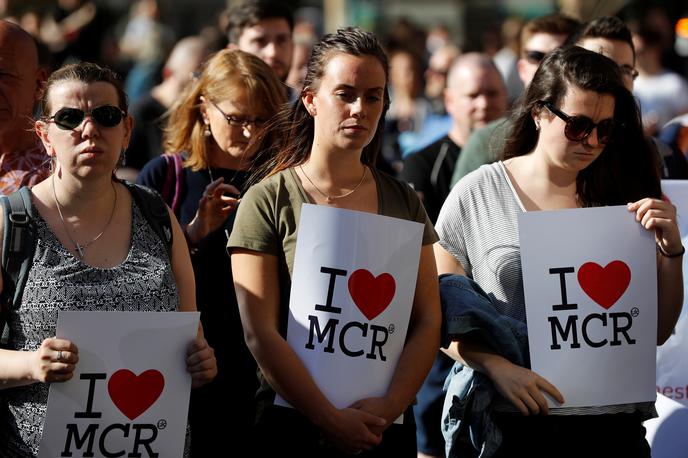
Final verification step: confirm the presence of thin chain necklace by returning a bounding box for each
[299,164,367,203]
[52,174,118,260]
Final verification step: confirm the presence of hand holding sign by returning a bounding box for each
[628,197,682,257]
[31,337,79,384]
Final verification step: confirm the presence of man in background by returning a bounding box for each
[225,0,293,84]
[450,13,580,187]
[0,20,49,195]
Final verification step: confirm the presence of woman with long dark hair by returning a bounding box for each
[435,46,683,456]
[229,28,441,456]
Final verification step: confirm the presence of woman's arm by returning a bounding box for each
[167,207,217,387]
[352,244,441,428]
[628,198,684,344]
[0,215,79,389]
[231,248,385,453]
[433,243,564,415]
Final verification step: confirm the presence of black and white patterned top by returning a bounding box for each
[436,161,655,418]
[0,196,179,457]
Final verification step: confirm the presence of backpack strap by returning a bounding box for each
[1,186,38,311]
[125,182,173,260]
[160,154,184,215]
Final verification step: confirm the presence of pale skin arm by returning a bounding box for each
[184,178,241,244]
[0,210,79,390]
[167,207,217,388]
[627,198,684,345]
[351,245,442,432]
[231,249,386,453]
[433,242,564,415]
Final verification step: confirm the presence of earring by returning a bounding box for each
[204,124,212,137]
[117,148,125,169]
[535,120,540,131]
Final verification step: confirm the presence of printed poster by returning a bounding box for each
[519,206,657,408]
[275,204,424,412]
[656,180,688,405]
[39,311,199,458]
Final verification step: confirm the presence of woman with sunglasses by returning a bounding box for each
[435,46,683,456]
[0,62,217,456]
[136,49,287,454]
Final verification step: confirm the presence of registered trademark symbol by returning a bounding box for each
[157,419,167,430]
[388,324,395,334]
[631,307,639,317]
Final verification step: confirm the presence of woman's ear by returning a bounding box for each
[199,96,210,124]
[302,87,317,117]
[35,120,54,156]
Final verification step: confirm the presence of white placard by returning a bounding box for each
[39,311,199,458]
[275,204,424,412]
[519,206,657,408]
[656,180,688,406]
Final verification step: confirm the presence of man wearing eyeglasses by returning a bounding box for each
[0,21,49,195]
[450,13,580,187]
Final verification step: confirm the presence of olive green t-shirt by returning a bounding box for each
[227,167,437,411]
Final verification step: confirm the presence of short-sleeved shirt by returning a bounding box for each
[228,167,437,413]
[437,161,656,418]
[0,142,50,195]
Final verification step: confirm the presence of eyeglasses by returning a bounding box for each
[47,106,126,130]
[210,101,265,128]
[523,50,547,64]
[620,64,639,80]
[541,101,615,145]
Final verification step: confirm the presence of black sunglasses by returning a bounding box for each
[523,50,547,63]
[541,101,615,145]
[47,106,126,130]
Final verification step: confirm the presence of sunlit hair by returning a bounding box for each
[248,27,390,183]
[163,49,287,171]
[519,13,581,56]
[503,45,660,206]
[40,62,128,116]
[568,16,636,64]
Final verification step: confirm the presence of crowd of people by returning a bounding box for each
[0,1,686,457]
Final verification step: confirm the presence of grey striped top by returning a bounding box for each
[436,161,655,418]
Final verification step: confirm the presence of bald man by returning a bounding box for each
[124,36,209,173]
[0,20,49,195]
[401,53,507,223]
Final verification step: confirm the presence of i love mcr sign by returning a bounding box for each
[275,204,424,413]
[39,311,199,458]
[519,206,657,408]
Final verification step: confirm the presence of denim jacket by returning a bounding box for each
[439,274,529,458]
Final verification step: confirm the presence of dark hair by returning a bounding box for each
[568,16,635,64]
[503,45,660,206]
[226,0,294,44]
[248,27,390,182]
[520,13,581,55]
[40,62,128,116]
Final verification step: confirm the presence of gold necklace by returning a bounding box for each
[52,174,118,259]
[299,165,367,203]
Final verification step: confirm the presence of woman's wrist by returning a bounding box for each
[657,243,685,258]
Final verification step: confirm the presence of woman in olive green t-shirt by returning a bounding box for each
[229,28,441,456]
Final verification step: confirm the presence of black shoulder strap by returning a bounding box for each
[1,186,38,311]
[125,182,173,260]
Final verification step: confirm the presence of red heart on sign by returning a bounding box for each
[348,269,396,320]
[107,369,165,420]
[577,260,631,309]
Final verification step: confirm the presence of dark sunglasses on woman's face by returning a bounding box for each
[541,101,615,145]
[47,105,126,130]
